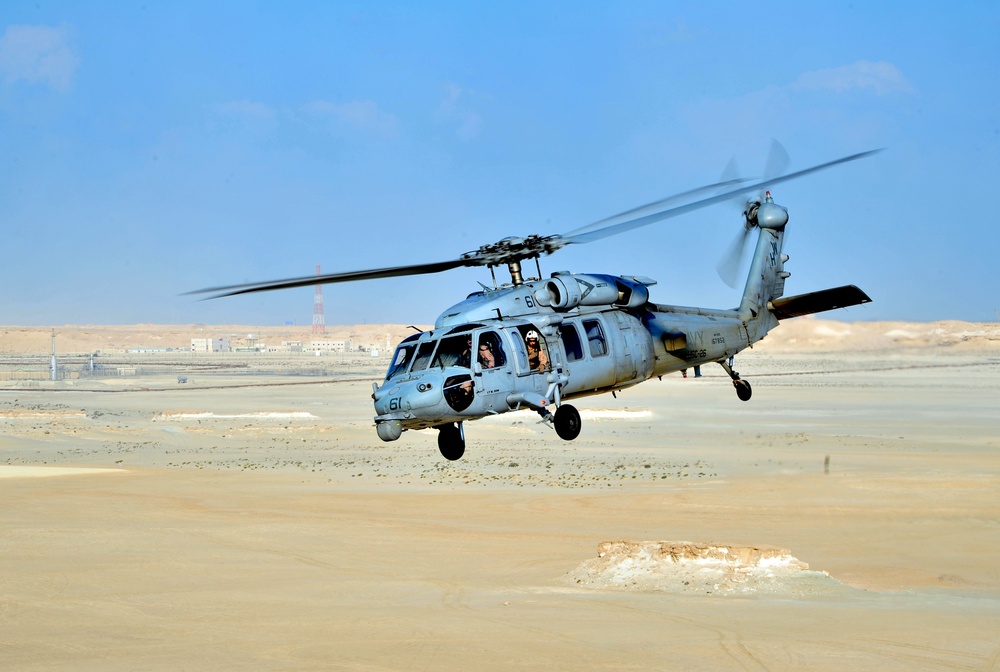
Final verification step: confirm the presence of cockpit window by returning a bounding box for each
[432,334,472,369]
[476,331,507,369]
[411,341,436,372]
[386,344,416,380]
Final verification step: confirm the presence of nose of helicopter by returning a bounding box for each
[373,377,444,414]
[372,375,446,441]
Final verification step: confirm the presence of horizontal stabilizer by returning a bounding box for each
[768,285,872,320]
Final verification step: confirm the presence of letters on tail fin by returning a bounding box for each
[738,226,788,320]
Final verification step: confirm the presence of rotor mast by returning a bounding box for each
[507,260,524,286]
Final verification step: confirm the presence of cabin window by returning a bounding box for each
[561,323,584,362]
[583,319,608,357]
[506,328,529,372]
[520,326,550,372]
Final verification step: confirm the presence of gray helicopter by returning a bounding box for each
[193,148,877,460]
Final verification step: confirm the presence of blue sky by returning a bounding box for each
[2,2,998,326]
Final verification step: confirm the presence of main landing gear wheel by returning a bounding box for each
[553,404,582,441]
[718,358,752,402]
[734,379,752,401]
[437,422,466,461]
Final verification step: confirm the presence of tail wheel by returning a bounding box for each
[735,379,752,401]
[554,404,582,441]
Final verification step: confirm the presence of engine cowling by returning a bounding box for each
[614,276,649,308]
[535,273,650,311]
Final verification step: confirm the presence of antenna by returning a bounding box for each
[50,329,57,381]
[312,264,326,335]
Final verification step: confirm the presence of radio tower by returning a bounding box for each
[312,264,326,335]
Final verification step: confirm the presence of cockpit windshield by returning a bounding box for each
[386,343,416,380]
[385,332,478,380]
[411,341,436,372]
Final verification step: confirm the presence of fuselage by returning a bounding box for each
[371,274,766,440]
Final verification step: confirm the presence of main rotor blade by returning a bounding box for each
[563,177,754,238]
[187,259,471,299]
[564,148,882,246]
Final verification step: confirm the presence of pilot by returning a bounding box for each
[525,330,548,371]
[457,336,472,368]
[478,339,498,369]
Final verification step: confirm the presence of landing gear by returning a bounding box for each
[718,358,752,402]
[553,404,582,441]
[436,422,466,461]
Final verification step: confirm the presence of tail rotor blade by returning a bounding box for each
[763,139,791,182]
[716,226,752,289]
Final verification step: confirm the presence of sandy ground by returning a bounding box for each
[2,321,999,670]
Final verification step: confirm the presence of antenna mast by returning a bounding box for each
[50,329,57,381]
[312,264,326,335]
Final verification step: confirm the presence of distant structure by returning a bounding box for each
[50,329,57,381]
[313,264,326,335]
[191,337,231,353]
[309,339,351,354]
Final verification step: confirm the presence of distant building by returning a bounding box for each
[309,339,351,354]
[265,341,303,353]
[191,337,230,353]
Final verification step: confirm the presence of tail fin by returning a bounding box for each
[738,194,871,324]
[738,196,789,320]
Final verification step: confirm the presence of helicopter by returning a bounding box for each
[192,148,877,460]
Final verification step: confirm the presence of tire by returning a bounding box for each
[437,423,466,460]
[735,379,752,402]
[554,404,582,441]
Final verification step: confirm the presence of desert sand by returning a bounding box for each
[2,320,999,670]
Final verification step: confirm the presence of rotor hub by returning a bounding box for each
[460,234,566,267]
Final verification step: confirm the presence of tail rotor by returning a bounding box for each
[716,140,790,288]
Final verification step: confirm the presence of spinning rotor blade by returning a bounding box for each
[720,140,789,212]
[715,139,792,288]
[187,259,471,299]
[565,149,881,246]
[188,147,880,300]
[716,226,753,289]
[564,177,754,238]
[762,139,791,184]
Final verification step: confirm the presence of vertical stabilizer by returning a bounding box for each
[738,195,789,338]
